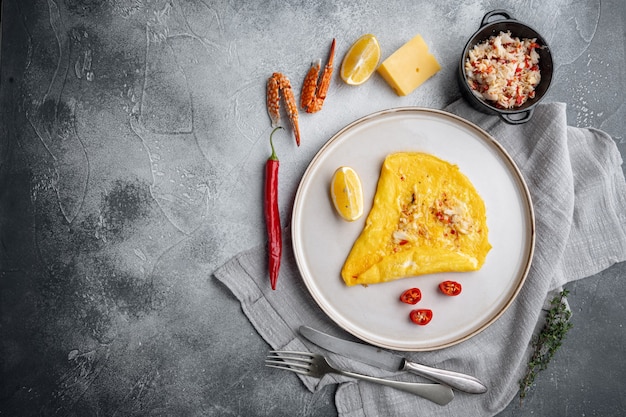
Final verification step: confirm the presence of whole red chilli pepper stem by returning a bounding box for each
[265,127,283,290]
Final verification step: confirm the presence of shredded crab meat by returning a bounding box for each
[391,192,475,252]
[392,230,413,244]
[431,195,473,235]
[465,31,541,109]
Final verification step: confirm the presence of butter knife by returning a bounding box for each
[299,326,487,394]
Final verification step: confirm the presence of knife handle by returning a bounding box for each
[402,360,488,394]
[338,369,454,405]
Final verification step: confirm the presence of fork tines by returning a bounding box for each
[265,350,314,376]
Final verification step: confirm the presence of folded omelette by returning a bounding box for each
[341,152,491,286]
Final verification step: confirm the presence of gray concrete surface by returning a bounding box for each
[1,0,624,416]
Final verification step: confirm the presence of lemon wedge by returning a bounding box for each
[330,166,364,221]
[340,34,381,85]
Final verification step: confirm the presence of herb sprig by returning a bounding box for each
[519,289,573,404]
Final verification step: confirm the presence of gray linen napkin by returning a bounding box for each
[214,100,626,416]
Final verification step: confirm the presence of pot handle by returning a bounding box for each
[500,108,534,125]
[481,9,514,27]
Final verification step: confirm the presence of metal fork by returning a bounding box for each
[266,351,454,405]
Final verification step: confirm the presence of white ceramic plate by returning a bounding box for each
[291,107,535,351]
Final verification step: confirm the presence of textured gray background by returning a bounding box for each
[1,0,624,416]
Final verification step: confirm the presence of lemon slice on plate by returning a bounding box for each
[340,34,381,85]
[330,166,364,221]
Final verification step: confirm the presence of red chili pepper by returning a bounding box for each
[265,127,283,290]
[400,288,422,305]
[439,280,462,296]
[409,309,433,325]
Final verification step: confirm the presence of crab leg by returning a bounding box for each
[300,59,320,111]
[301,38,336,114]
[275,73,301,147]
[266,72,301,146]
[267,75,281,127]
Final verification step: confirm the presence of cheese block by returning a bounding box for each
[341,152,491,286]
[377,34,441,96]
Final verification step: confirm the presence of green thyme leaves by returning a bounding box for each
[519,289,573,404]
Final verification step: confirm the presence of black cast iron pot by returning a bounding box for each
[458,10,554,125]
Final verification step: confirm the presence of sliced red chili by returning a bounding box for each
[409,309,433,325]
[439,280,462,296]
[399,288,421,305]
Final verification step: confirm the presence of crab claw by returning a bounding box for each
[266,72,301,146]
[301,38,336,114]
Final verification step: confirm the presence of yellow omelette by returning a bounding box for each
[341,152,491,286]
